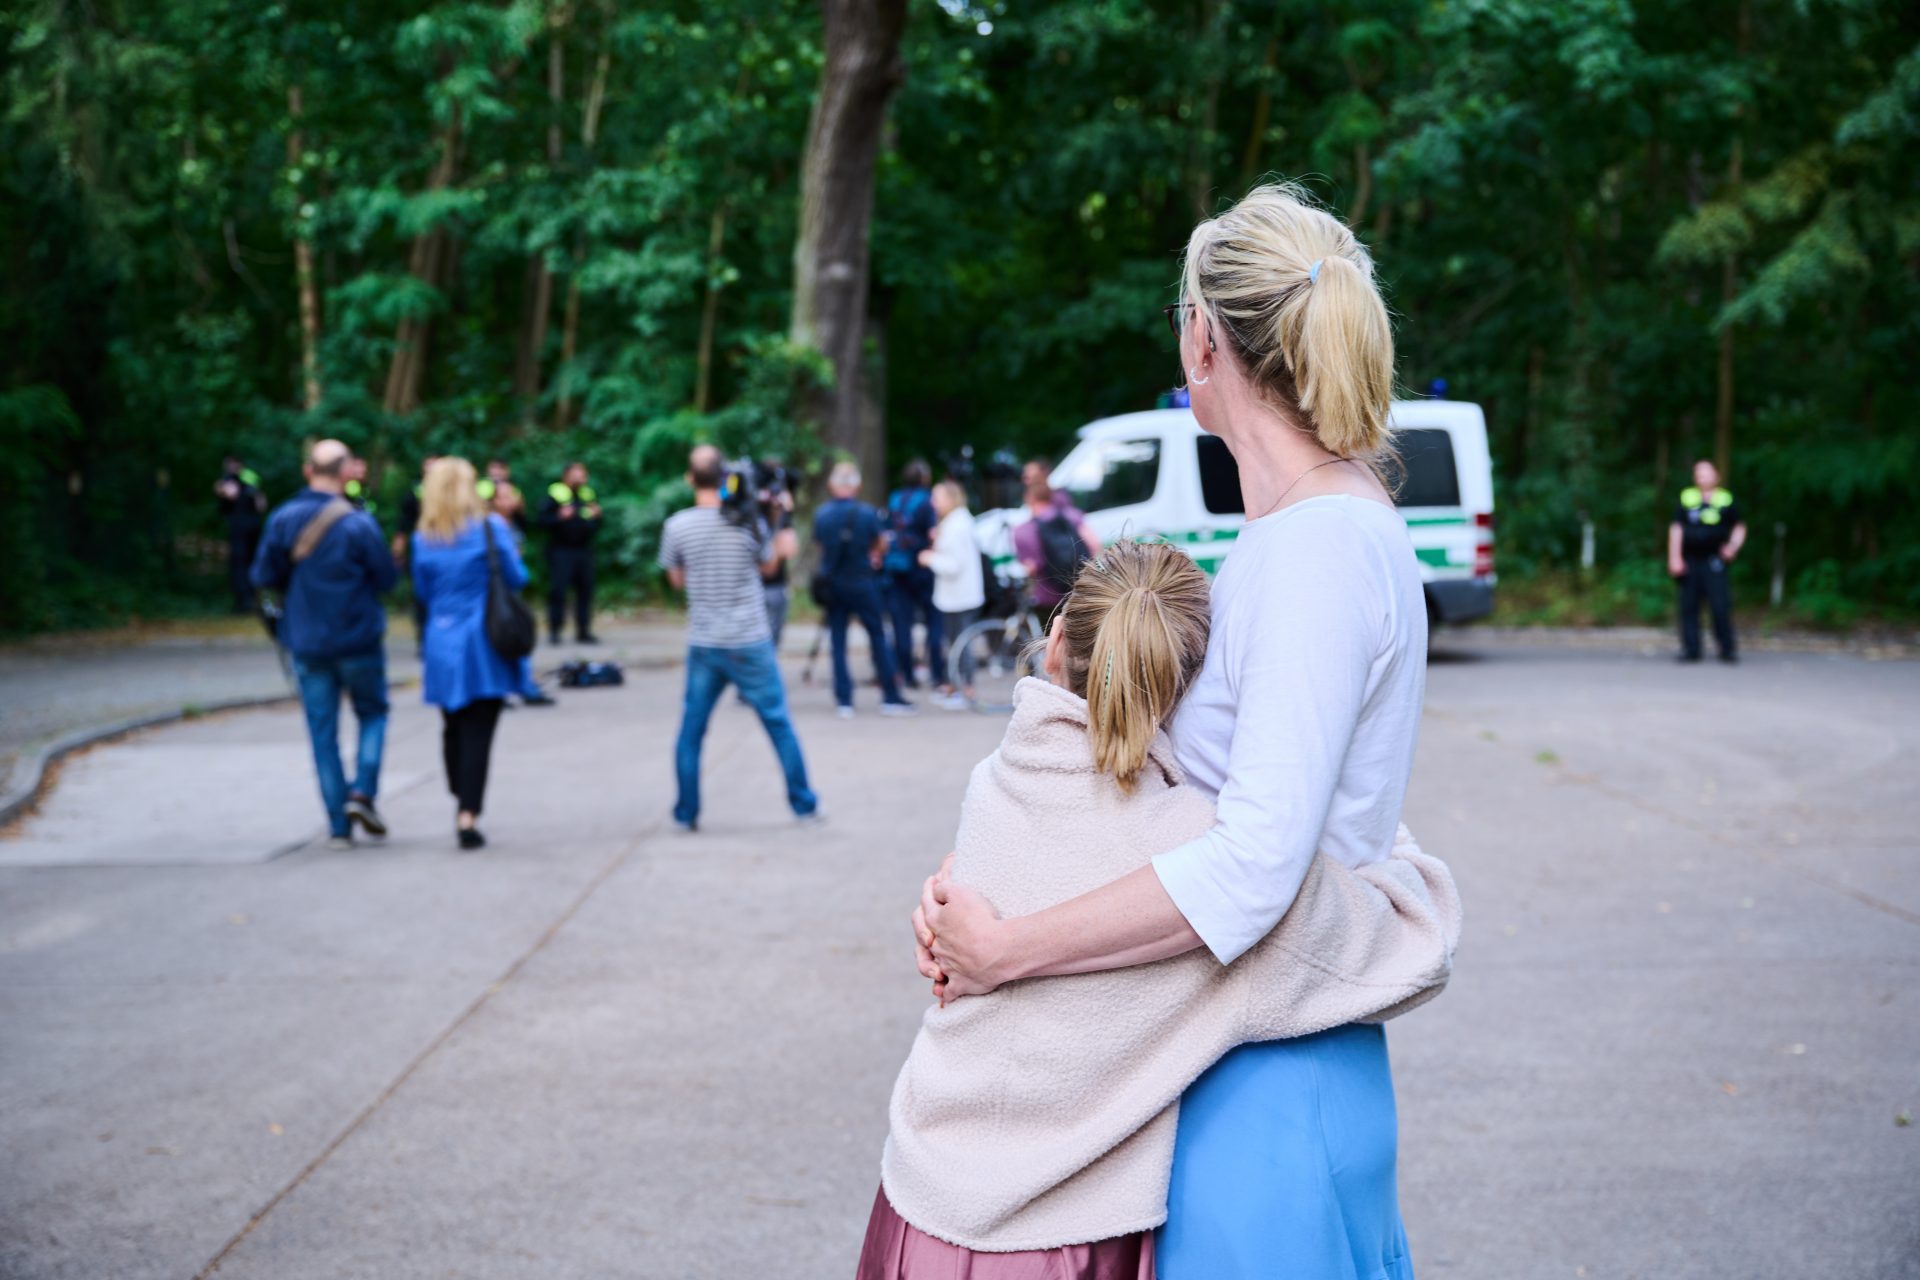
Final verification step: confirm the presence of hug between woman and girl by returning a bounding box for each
[854,182,1464,1280]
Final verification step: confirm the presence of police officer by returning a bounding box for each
[342,455,379,523]
[1668,459,1747,663]
[536,461,602,645]
[478,458,527,532]
[213,455,266,613]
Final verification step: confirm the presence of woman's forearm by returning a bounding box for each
[1000,864,1206,981]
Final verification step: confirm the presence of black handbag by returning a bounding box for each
[482,518,537,660]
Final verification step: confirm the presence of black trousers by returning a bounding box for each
[441,698,504,815]
[227,530,260,611]
[547,546,596,639]
[1678,556,1736,659]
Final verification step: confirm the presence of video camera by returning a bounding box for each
[719,458,795,529]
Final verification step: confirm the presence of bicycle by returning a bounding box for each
[945,578,1049,713]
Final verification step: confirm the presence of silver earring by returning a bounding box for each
[1188,368,1210,386]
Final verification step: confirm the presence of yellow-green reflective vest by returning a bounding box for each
[1680,485,1733,526]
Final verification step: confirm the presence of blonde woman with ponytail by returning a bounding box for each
[858,541,1456,1277]
[916,183,1441,1277]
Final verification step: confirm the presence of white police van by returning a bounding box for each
[981,399,1496,626]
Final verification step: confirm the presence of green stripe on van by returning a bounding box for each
[1415,547,1452,567]
[1403,514,1470,527]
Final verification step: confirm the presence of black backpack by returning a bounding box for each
[1036,509,1090,593]
[810,508,859,608]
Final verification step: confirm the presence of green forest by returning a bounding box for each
[3,0,1916,634]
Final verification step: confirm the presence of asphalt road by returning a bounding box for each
[0,636,1914,1279]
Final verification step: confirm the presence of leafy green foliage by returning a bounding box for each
[1,0,1915,633]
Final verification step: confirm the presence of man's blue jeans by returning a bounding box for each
[887,570,945,686]
[828,583,906,709]
[291,650,389,838]
[674,642,817,826]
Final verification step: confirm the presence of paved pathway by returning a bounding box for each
[1,637,1915,1278]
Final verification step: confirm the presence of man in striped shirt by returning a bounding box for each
[659,446,820,832]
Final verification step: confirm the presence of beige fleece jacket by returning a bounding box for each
[880,678,1461,1253]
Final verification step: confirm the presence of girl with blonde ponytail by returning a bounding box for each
[916,182,1442,1278]
[858,541,1457,1276]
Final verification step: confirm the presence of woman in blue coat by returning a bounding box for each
[412,457,528,850]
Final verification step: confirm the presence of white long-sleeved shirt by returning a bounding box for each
[925,507,987,613]
[1152,495,1428,963]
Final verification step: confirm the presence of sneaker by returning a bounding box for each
[457,826,486,851]
[346,794,387,838]
[836,706,855,720]
[795,810,828,828]
[934,691,971,711]
[325,834,355,851]
[577,633,601,645]
[879,701,919,717]
[1718,653,1740,664]
[520,688,557,707]
[672,818,698,834]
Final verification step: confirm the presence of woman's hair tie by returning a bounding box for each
[1308,259,1325,284]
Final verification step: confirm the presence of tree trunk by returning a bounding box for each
[552,34,611,432]
[513,16,565,419]
[694,199,731,415]
[1187,0,1223,219]
[1238,21,1282,188]
[1348,140,1373,227]
[1713,0,1752,479]
[787,0,908,471]
[382,104,461,417]
[856,297,890,499]
[287,85,322,412]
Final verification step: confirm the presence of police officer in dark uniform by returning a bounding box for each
[342,454,379,523]
[536,461,602,644]
[214,456,266,613]
[1668,458,1747,663]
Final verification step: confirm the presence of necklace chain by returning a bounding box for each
[1256,457,1351,520]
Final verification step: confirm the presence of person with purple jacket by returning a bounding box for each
[1010,458,1102,627]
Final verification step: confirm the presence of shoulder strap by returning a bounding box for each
[291,497,355,563]
[482,515,501,576]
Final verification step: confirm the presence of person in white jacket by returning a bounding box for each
[857,539,1459,1278]
[917,480,986,710]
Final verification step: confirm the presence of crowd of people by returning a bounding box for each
[232,426,1112,853]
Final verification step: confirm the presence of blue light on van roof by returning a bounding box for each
[1427,378,1449,398]
[1159,386,1192,409]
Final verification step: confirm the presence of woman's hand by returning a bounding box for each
[912,854,955,994]
[924,875,1013,1001]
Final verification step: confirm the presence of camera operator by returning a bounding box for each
[657,445,820,832]
[756,458,797,649]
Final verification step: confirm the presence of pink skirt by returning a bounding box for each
[855,1186,1156,1280]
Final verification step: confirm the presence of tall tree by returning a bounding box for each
[788,0,908,495]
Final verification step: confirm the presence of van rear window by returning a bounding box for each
[1392,429,1461,507]
[1199,427,1462,511]
[1198,435,1243,514]
[1059,438,1160,511]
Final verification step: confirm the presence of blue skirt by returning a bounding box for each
[1155,1024,1412,1280]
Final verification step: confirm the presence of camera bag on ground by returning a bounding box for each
[557,659,624,688]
